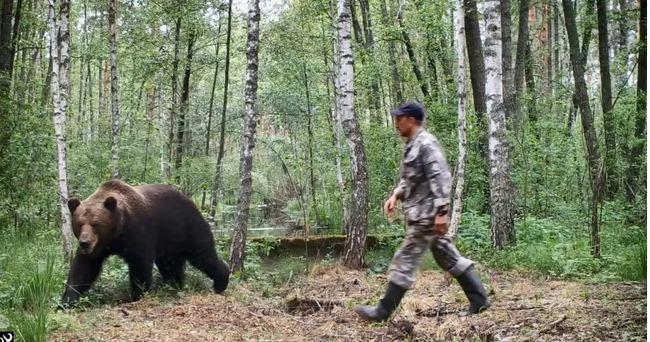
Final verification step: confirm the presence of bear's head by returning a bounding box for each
[67,196,123,256]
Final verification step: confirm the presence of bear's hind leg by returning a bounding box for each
[156,257,186,289]
[188,249,230,293]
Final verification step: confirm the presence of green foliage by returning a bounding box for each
[0,232,64,342]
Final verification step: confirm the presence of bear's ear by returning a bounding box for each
[103,196,118,211]
[67,198,81,214]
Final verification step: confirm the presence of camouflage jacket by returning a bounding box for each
[392,127,452,222]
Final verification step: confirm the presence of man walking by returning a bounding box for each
[354,101,490,322]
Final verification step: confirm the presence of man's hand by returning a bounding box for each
[384,194,398,217]
[433,212,449,235]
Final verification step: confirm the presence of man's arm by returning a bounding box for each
[422,141,452,213]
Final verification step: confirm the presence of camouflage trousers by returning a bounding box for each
[388,219,473,289]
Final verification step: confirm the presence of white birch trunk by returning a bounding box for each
[449,0,468,238]
[49,0,73,258]
[337,0,368,269]
[229,0,260,274]
[329,2,348,233]
[108,0,120,179]
[483,0,515,248]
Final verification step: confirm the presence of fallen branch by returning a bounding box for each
[538,314,567,334]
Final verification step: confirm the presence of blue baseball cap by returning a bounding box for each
[390,101,425,122]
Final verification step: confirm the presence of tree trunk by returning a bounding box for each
[463,0,487,116]
[501,0,515,124]
[143,84,155,180]
[627,0,646,200]
[513,0,529,126]
[108,0,120,179]
[205,20,222,156]
[303,62,317,229]
[0,0,14,80]
[87,59,93,139]
[616,0,628,53]
[209,0,233,222]
[10,0,21,75]
[229,0,260,275]
[562,0,604,258]
[337,0,368,269]
[0,0,14,165]
[174,30,195,186]
[349,0,364,46]
[484,0,515,249]
[567,0,595,134]
[322,5,349,233]
[48,0,73,258]
[464,0,490,214]
[450,0,468,238]
[397,11,430,100]
[553,1,559,84]
[596,0,616,196]
[541,0,551,96]
[166,17,181,183]
[358,0,381,115]
[202,19,222,210]
[380,0,402,106]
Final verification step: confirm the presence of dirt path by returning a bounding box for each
[51,265,646,341]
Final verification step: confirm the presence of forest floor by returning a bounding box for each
[50,264,646,341]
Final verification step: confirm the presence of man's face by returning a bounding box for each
[394,115,418,138]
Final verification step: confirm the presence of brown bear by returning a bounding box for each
[60,179,230,307]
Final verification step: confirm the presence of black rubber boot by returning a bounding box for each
[455,265,490,316]
[354,282,407,322]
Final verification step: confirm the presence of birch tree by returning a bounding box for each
[562,0,604,257]
[337,0,369,269]
[229,0,260,274]
[449,0,468,238]
[49,0,73,258]
[483,0,515,248]
[108,0,120,179]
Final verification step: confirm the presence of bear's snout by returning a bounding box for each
[78,226,98,254]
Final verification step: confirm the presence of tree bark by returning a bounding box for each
[209,0,233,222]
[0,0,14,166]
[303,62,317,229]
[174,30,195,186]
[484,0,516,249]
[202,18,222,210]
[358,0,381,116]
[450,0,468,238]
[379,0,402,105]
[397,11,430,100]
[48,0,73,258]
[337,0,368,269]
[166,17,181,183]
[229,0,260,275]
[501,0,515,124]
[627,0,646,200]
[463,0,487,116]
[464,0,490,213]
[322,4,349,233]
[86,60,93,140]
[513,0,529,126]
[0,0,14,80]
[596,0,616,195]
[349,0,364,46]
[562,0,604,258]
[108,0,120,179]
